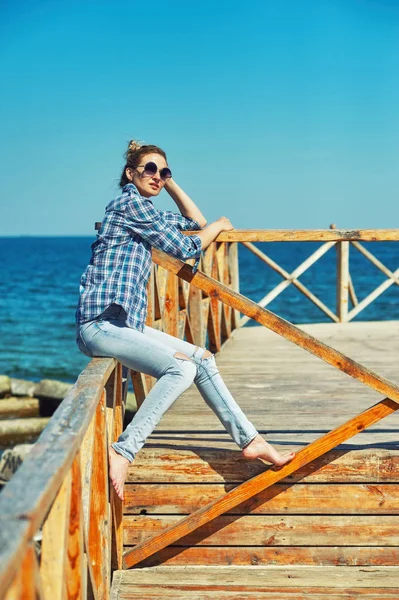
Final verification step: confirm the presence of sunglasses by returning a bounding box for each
[137,161,172,182]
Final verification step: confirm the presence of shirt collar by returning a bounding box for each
[122,183,139,194]
[122,183,154,203]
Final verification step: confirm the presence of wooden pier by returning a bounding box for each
[116,320,399,598]
[1,230,398,599]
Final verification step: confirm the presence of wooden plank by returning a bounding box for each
[130,370,148,410]
[162,271,178,337]
[131,545,399,568]
[123,482,399,514]
[0,518,34,598]
[124,514,399,546]
[123,398,398,567]
[183,229,399,242]
[347,269,399,321]
[0,358,115,537]
[351,241,399,286]
[188,284,204,347]
[118,565,399,587]
[336,241,349,322]
[87,391,110,600]
[19,544,42,600]
[3,568,22,600]
[40,469,72,600]
[110,363,124,571]
[80,413,95,539]
[228,242,240,328]
[151,249,399,403]
[115,587,399,600]
[65,453,85,600]
[126,448,399,483]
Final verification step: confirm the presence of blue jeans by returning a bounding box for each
[77,304,258,462]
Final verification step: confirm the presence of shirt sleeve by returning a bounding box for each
[159,210,202,231]
[124,194,202,262]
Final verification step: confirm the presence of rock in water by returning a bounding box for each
[34,379,73,400]
[11,378,36,397]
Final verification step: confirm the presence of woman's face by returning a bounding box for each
[126,153,169,198]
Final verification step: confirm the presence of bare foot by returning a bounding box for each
[108,446,130,501]
[242,434,295,467]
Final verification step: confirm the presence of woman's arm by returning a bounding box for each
[164,178,207,228]
[195,217,234,251]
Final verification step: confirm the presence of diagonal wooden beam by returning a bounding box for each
[151,249,399,403]
[351,241,399,286]
[123,397,398,568]
[347,267,399,321]
[240,241,338,324]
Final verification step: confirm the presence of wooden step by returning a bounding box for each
[111,566,399,599]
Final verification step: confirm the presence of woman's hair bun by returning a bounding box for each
[125,139,143,160]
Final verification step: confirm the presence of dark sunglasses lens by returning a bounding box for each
[160,168,172,180]
[143,162,158,176]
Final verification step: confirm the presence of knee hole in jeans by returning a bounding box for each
[174,352,193,362]
[173,352,197,382]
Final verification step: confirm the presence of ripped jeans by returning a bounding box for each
[77,304,258,462]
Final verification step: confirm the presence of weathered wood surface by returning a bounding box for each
[121,321,399,574]
[95,223,399,242]
[113,566,399,597]
[0,357,115,597]
[182,229,399,242]
[129,546,399,568]
[124,514,399,546]
[124,482,399,514]
[125,448,399,483]
[123,398,398,567]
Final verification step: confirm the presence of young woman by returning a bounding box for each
[76,140,294,500]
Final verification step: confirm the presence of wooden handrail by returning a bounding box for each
[0,358,118,599]
[182,229,399,242]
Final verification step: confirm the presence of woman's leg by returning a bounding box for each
[143,326,295,465]
[78,313,197,498]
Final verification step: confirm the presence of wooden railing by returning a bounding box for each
[221,228,399,324]
[123,235,399,568]
[0,358,123,600]
[1,229,398,596]
[0,239,238,600]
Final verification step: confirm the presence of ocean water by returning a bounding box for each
[1,237,398,384]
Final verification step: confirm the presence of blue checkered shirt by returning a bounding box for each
[76,183,202,331]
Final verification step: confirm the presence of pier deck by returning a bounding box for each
[144,320,399,448]
[117,321,399,598]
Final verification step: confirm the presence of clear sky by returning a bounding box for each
[1,0,398,235]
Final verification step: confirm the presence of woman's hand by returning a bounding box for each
[194,217,234,251]
[216,216,234,232]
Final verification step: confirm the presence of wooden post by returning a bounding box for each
[337,241,349,322]
[331,225,349,322]
[228,242,240,329]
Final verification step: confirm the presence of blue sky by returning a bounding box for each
[1,0,398,235]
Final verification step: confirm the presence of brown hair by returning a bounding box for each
[119,139,167,187]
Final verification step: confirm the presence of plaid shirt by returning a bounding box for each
[76,183,202,331]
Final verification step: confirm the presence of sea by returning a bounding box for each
[1,237,398,384]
